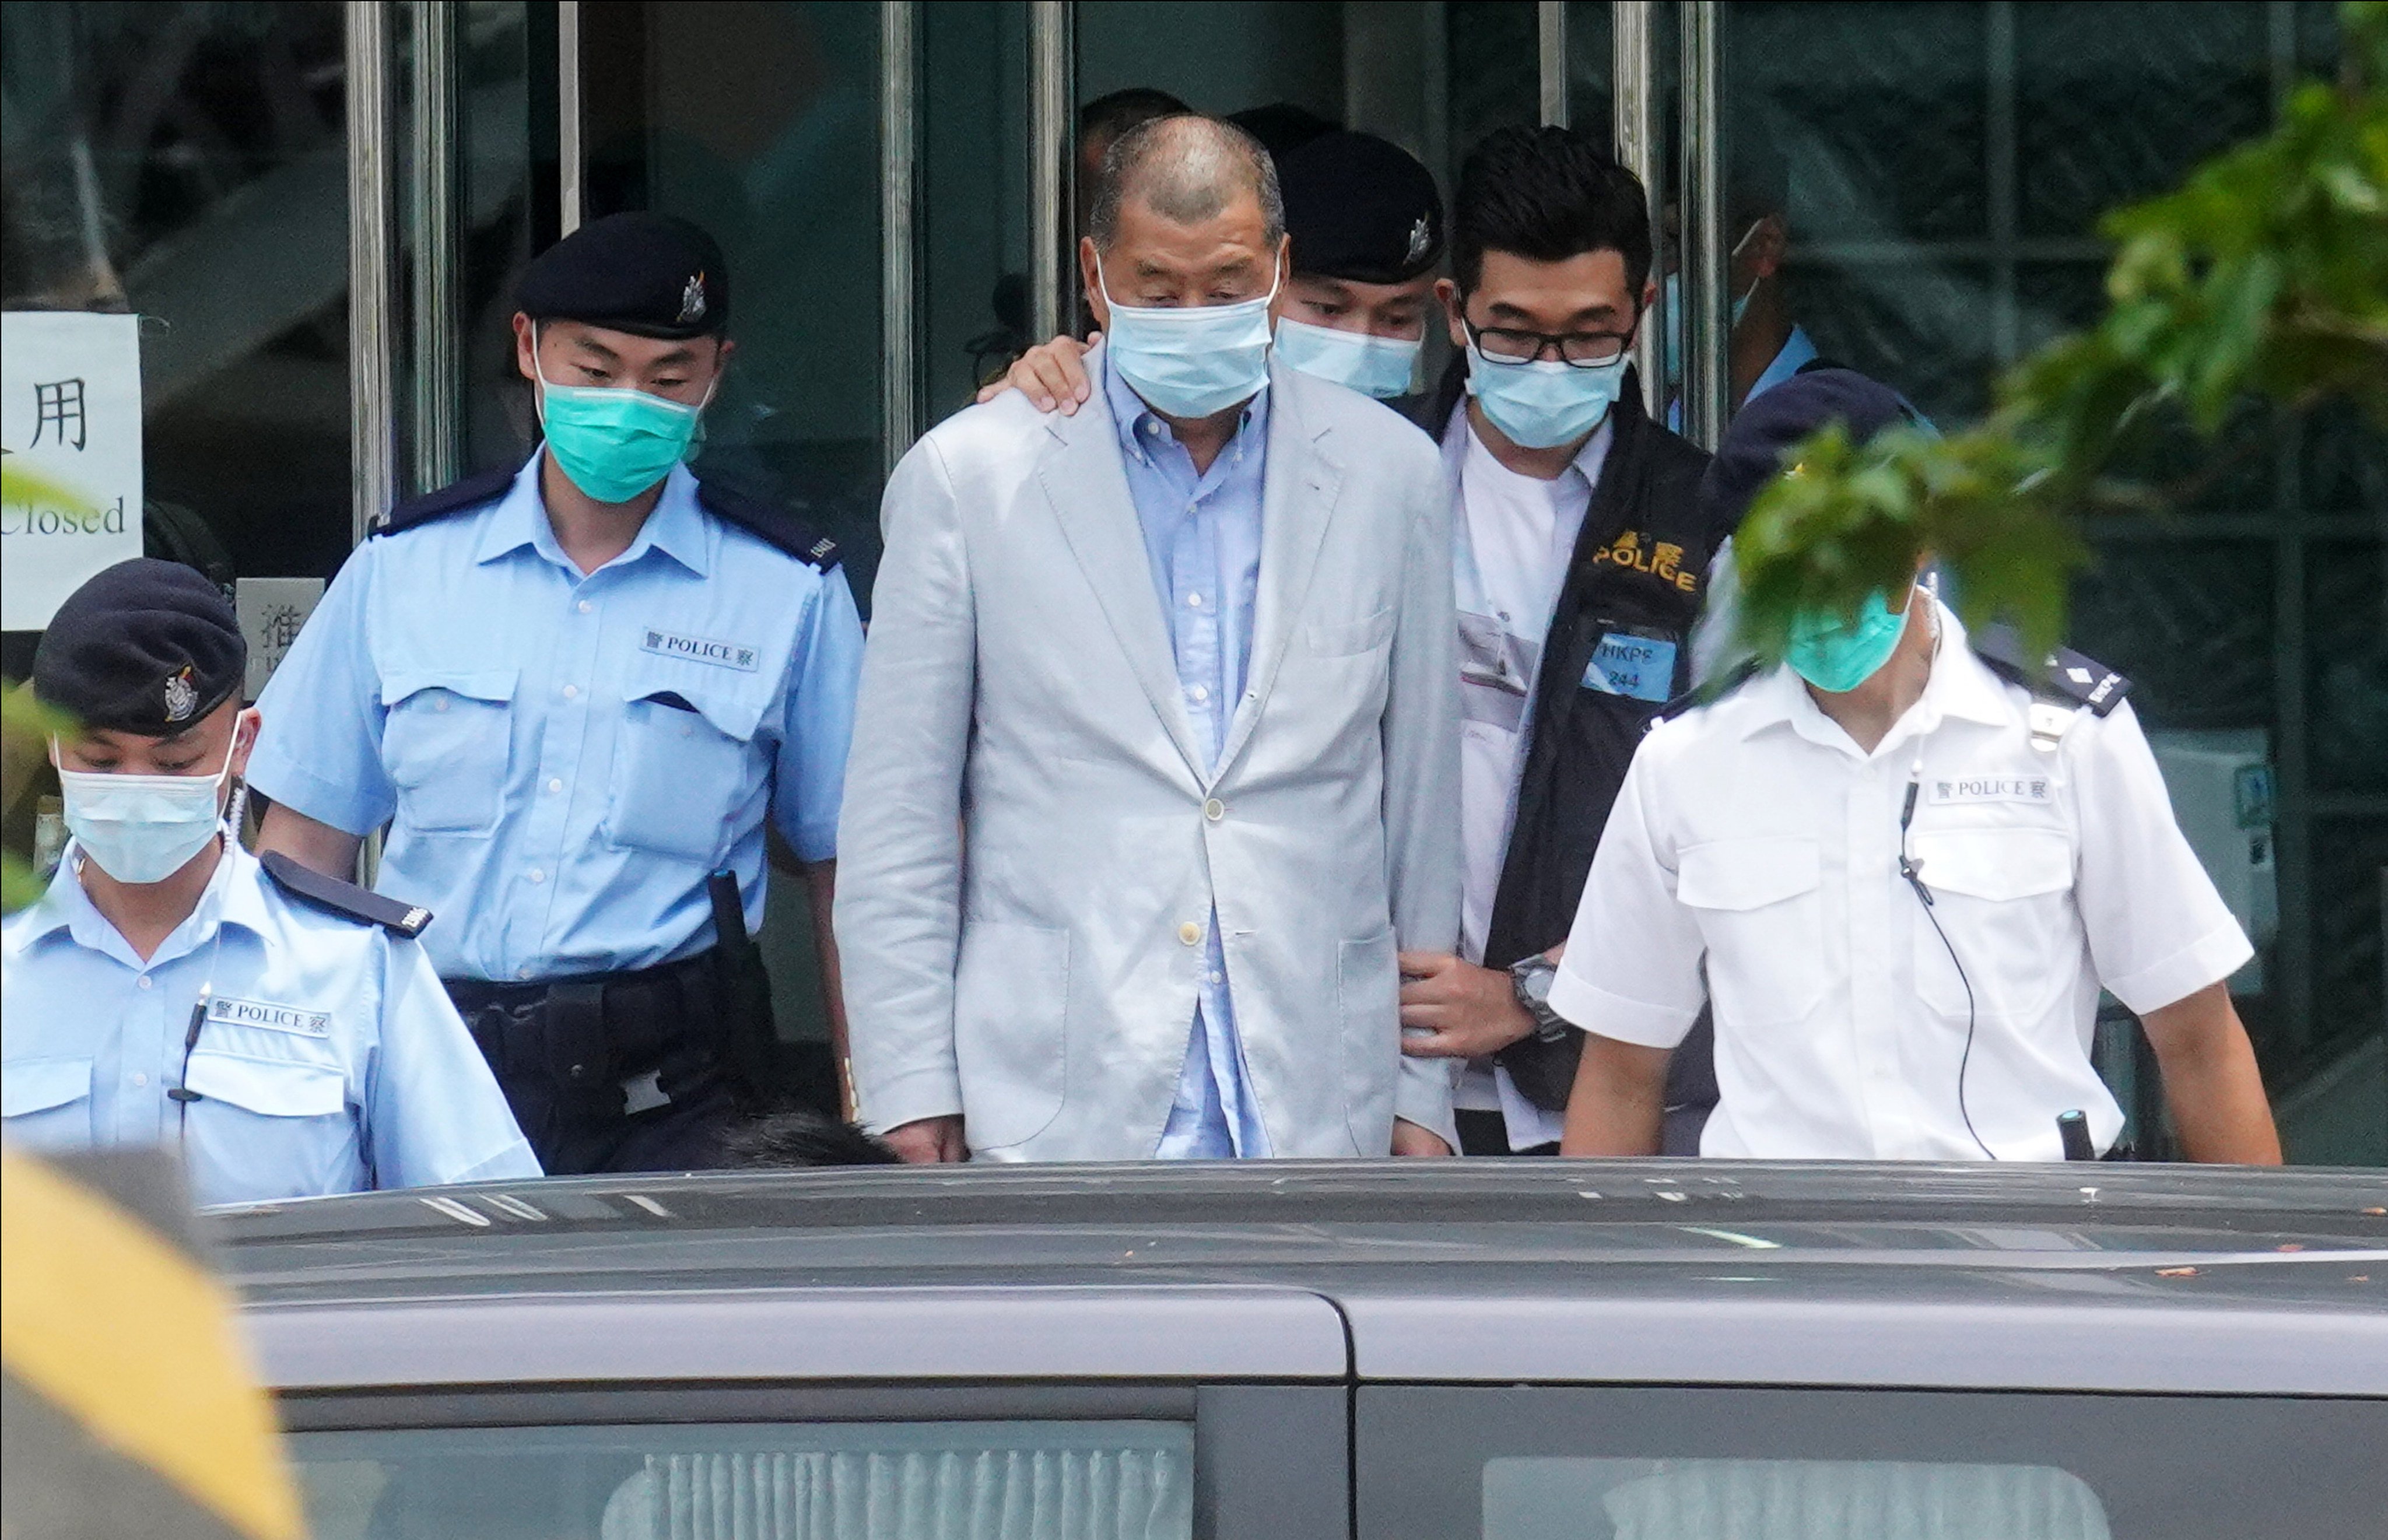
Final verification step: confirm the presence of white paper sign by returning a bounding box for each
[237,577,327,701]
[2,311,145,630]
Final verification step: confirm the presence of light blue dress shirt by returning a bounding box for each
[1668,326,1933,433]
[248,454,865,982]
[2,839,539,1206]
[1102,356,1273,1160]
[1745,322,1822,402]
[1667,325,1820,433]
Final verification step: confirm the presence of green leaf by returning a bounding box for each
[1731,1,2386,671]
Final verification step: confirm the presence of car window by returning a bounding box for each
[1486,1457,2108,1540]
[1355,1386,2388,1540]
[292,1420,1194,1540]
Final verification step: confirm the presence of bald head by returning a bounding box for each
[1090,115,1285,251]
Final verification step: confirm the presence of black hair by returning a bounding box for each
[1079,87,1194,144]
[1451,124,1653,296]
[715,1110,903,1168]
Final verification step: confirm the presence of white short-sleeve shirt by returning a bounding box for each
[1548,600,2252,1160]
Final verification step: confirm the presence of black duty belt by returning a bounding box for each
[448,949,727,1108]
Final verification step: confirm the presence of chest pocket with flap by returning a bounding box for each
[1677,837,1827,1027]
[606,682,769,866]
[2,1057,94,1150]
[381,669,517,833]
[1909,826,2077,1018]
[184,1051,349,1118]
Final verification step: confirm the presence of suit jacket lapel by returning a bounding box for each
[1032,356,1208,779]
[1217,362,1344,776]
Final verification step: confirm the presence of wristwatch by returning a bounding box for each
[1507,955,1575,1042]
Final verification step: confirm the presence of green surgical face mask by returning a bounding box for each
[533,324,715,503]
[1784,587,1913,693]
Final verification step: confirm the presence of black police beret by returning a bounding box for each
[1280,130,1445,285]
[1699,368,1914,539]
[33,558,244,736]
[517,212,729,339]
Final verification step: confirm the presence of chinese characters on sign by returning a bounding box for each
[33,378,89,450]
[2,311,144,629]
[236,577,327,701]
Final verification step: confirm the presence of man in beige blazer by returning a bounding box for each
[837,115,1460,1163]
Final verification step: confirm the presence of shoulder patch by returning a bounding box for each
[2043,643,2131,715]
[696,480,840,570]
[259,851,433,938]
[371,465,518,538]
[1970,624,2132,717]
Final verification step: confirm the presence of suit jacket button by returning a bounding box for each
[1203,798,1225,822]
[1178,921,1202,946]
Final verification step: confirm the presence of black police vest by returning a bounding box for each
[1479,384,1716,979]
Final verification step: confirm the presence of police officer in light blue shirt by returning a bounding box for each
[3,559,538,1205]
[250,213,864,1175]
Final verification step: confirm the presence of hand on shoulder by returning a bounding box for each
[976,334,1095,416]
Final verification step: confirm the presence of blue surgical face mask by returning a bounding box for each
[1098,264,1279,419]
[534,324,715,503]
[1271,317,1422,399]
[1784,587,1913,693]
[53,742,234,885]
[1464,336,1628,450]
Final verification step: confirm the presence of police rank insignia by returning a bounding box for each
[162,664,199,722]
[678,272,708,324]
[1404,215,1433,266]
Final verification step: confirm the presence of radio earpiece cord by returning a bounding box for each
[1899,743,1997,1160]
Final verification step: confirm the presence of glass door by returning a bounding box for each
[571,0,888,1096]
[1705,0,2384,1161]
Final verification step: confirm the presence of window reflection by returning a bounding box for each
[0,0,353,604]
[580,0,885,602]
[921,2,1034,418]
[1718,0,2384,1146]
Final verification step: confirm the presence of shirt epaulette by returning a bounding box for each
[1970,623,2132,716]
[696,480,841,570]
[369,466,518,538]
[259,851,433,938]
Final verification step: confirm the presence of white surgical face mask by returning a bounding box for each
[1097,264,1280,419]
[54,741,234,885]
[1271,317,1423,399]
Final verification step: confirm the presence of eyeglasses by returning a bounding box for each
[1463,317,1633,368]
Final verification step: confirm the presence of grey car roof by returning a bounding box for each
[216,1160,2388,1397]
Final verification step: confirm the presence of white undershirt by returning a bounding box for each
[1445,405,1611,1146]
